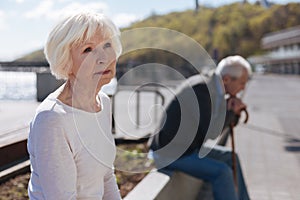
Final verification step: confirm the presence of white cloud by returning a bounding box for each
[24,1,109,22]
[15,0,25,3]
[57,0,72,2]
[113,13,141,28]
[51,2,109,19]
[24,0,54,19]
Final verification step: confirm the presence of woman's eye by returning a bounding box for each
[104,42,112,48]
[83,47,92,53]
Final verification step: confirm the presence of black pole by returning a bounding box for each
[195,0,199,13]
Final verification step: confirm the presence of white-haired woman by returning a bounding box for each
[27,11,122,199]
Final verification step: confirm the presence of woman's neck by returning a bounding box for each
[57,80,101,113]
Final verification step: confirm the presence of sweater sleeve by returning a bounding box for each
[30,112,77,200]
[103,168,121,200]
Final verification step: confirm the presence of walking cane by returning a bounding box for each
[229,122,238,193]
[229,108,249,193]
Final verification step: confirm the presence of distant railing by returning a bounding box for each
[112,84,165,135]
[135,84,165,128]
[0,61,49,72]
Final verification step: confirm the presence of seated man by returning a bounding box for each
[150,55,252,200]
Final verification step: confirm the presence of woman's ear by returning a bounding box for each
[66,59,73,77]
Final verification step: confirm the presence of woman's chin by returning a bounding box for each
[97,78,112,89]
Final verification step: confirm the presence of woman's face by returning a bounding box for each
[69,29,117,92]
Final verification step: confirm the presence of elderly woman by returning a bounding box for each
[27,11,122,199]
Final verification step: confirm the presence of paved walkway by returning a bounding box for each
[235,74,300,200]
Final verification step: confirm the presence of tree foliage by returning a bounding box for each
[121,2,300,65]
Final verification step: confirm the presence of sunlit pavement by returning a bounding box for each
[235,74,300,200]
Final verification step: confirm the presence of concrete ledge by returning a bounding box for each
[124,169,212,200]
[124,170,170,200]
[156,171,205,200]
[0,126,29,148]
[123,120,231,200]
[0,160,30,183]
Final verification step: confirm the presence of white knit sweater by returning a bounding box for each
[27,89,121,200]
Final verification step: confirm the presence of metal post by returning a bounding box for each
[136,90,140,129]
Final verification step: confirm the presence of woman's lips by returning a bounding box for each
[94,70,111,75]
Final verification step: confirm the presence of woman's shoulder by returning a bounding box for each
[33,97,66,125]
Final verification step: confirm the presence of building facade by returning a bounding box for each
[249,25,300,74]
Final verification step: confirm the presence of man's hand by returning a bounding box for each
[227,97,247,116]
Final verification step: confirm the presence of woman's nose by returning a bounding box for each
[96,49,108,64]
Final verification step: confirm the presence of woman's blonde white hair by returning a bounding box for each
[215,55,252,79]
[44,11,122,80]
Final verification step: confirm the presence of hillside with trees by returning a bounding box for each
[18,2,300,74]
[120,2,300,65]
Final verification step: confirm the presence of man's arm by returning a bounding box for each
[224,97,247,128]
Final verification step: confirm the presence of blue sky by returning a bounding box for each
[0,0,299,61]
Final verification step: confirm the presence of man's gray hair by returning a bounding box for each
[215,55,252,78]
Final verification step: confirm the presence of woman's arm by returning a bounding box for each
[30,112,77,200]
[103,168,121,200]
